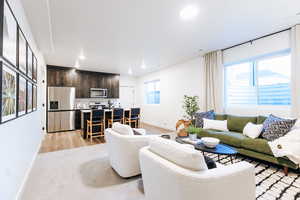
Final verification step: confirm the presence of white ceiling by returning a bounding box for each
[21,0,300,76]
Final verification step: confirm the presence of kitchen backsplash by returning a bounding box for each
[75,98,120,109]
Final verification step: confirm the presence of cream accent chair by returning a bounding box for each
[105,122,154,178]
[139,137,256,200]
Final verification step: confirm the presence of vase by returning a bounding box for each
[189,133,197,141]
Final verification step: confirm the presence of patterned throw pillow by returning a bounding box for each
[194,110,215,128]
[261,119,296,141]
[262,114,285,133]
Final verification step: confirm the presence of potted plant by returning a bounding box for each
[186,125,201,141]
[182,95,199,124]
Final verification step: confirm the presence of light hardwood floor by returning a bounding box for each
[39,123,173,153]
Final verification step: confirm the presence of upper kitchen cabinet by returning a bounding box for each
[47,65,120,98]
[47,66,78,87]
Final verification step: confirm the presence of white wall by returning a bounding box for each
[120,75,137,87]
[0,0,46,199]
[136,57,203,130]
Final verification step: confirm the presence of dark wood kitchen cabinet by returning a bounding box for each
[47,65,120,98]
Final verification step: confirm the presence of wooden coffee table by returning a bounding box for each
[176,137,238,164]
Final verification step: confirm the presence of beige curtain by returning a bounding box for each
[203,50,224,113]
[291,25,300,118]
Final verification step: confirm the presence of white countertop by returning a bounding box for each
[81,109,130,113]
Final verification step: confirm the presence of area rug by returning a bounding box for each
[22,144,300,200]
[206,153,300,200]
[21,144,145,200]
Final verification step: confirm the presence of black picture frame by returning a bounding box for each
[1,61,17,123]
[1,0,17,67]
[33,84,37,111]
[18,28,26,74]
[18,73,26,116]
[33,55,37,82]
[27,45,32,79]
[26,80,32,113]
[0,0,38,125]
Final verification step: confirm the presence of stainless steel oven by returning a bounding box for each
[90,88,108,98]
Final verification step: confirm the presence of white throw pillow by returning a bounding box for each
[243,122,263,139]
[112,122,134,135]
[203,118,228,131]
[149,137,208,171]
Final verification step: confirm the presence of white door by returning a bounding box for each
[119,86,135,108]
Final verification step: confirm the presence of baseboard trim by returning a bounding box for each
[15,139,42,200]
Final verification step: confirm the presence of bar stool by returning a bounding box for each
[87,109,104,142]
[107,108,124,127]
[125,108,141,128]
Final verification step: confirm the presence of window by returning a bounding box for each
[144,80,160,104]
[225,52,291,107]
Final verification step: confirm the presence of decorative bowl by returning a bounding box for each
[201,137,220,148]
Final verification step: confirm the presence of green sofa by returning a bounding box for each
[196,114,299,173]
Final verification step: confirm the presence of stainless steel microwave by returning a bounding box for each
[90,88,108,98]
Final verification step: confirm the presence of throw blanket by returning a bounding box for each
[268,128,300,165]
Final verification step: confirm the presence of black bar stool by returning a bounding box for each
[87,109,104,142]
[125,108,141,128]
[108,108,124,127]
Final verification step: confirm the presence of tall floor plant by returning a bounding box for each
[182,95,199,125]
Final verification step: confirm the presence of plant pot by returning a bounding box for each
[189,133,197,141]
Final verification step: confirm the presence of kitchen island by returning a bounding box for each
[81,109,131,139]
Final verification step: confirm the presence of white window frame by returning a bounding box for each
[144,79,160,105]
[224,49,291,112]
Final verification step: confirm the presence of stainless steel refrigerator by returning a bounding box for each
[47,87,76,132]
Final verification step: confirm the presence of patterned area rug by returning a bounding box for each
[205,153,300,200]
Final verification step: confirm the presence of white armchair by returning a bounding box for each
[139,140,256,200]
[104,123,154,178]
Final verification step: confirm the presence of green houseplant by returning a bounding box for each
[182,95,200,124]
[186,125,201,141]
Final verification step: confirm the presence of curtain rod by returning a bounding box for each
[222,27,291,51]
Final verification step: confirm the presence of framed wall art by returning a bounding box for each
[18,29,27,74]
[1,62,17,122]
[27,81,32,113]
[0,0,38,125]
[18,74,26,116]
[32,56,37,82]
[2,1,17,66]
[33,84,37,111]
[27,46,32,78]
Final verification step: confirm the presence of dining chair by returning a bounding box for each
[125,108,141,128]
[87,109,105,142]
[108,108,124,127]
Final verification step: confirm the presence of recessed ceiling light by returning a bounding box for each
[128,68,133,75]
[74,60,80,68]
[180,5,198,20]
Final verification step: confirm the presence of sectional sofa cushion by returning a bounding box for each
[195,110,215,128]
[257,116,268,124]
[215,114,227,120]
[262,119,296,141]
[198,129,248,147]
[241,138,273,155]
[149,137,208,171]
[227,115,257,133]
